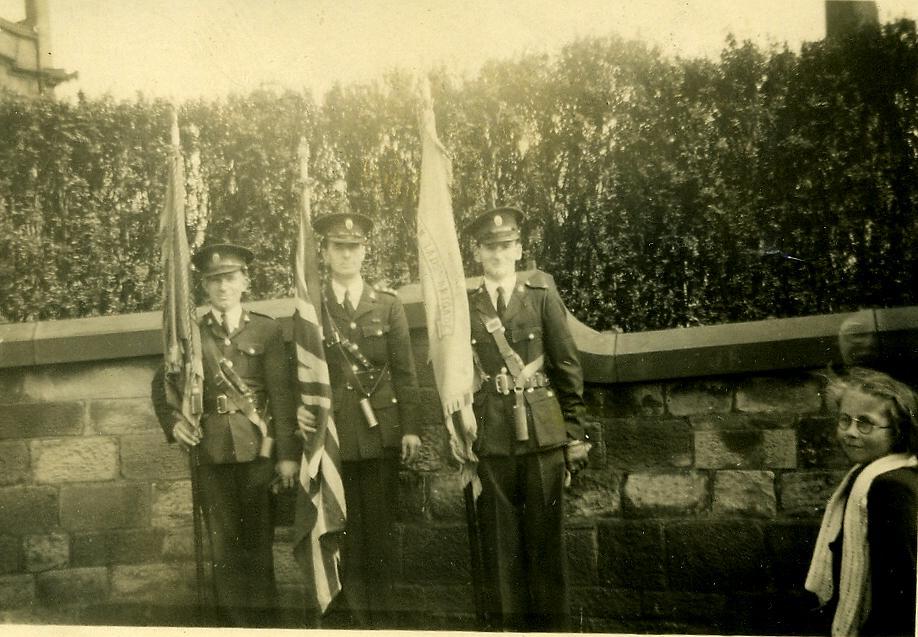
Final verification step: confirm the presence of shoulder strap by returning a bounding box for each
[474,307,543,383]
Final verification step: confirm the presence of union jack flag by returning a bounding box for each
[291,139,346,614]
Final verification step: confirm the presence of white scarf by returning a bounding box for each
[805,452,918,636]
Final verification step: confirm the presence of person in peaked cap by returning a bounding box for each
[464,205,590,631]
[298,211,420,628]
[155,240,299,627]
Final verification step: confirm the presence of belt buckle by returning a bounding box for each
[216,395,229,414]
[495,374,511,395]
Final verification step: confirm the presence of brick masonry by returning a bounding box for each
[0,346,854,633]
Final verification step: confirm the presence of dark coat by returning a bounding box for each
[153,308,298,464]
[469,271,586,456]
[322,282,419,461]
[825,465,918,637]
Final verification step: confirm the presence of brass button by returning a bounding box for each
[391,398,398,404]
[223,338,231,346]
[528,333,534,340]
[471,338,477,345]
[346,383,353,390]
[225,360,234,368]
[248,348,255,354]
[351,365,359,372]
[376,329,383,335]
[349,322,357,330]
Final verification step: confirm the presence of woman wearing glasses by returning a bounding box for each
[806,367,918,637]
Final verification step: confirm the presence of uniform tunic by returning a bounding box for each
[321,281,418,627]
[155,308,298,627]
[469,270,586,632]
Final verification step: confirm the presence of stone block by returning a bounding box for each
[0,401,83,440]
[565,525,598,586]
[0,441,29,486]
[664,521,770,592]
[603,418,692,469]
[110,563,194,603]
[20,359,158,402]
[797,416,848,468]
[642,590,728,622]
[406,396,449,473]
[690,412,796,430]
[763,429,797,468]
[23,531,70,572]
[736,374,822,414]
[712,471,777,517]
[695,430,764,469]
[394,583,474,620]
[779,471,846,518]
[570,586,642,623]
[0,486,58,534]
[565,468,622,518]
[765,521,820,590]
[622,472,708,515]
[90,398,161,435]
[36,567,109,605]
[32,437,119,483]
[151,480,192,528]
[0,535,22,574]
[60,482,150,531]
[597,520,665,589]
[400,524,469,584]
[71,528,166,567]
[0,574,35,609]
[398,471,427,522]
[427,473,464,521]
[162,527,195,562]
[666,381,732,416]
[272,540,300,586]
[121,433,189,480]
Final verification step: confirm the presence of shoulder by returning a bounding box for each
[369,283,402,308]
[868,467,918,514]
[522,270,554,291]
[246,309,281,325]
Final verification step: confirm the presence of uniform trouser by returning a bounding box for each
[197,457,278,627]
[334,455,400,628]
[477,449,569,632]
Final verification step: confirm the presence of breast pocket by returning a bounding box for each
[360,322,390,363]
[509,325,543,359]
[234,342,264,377]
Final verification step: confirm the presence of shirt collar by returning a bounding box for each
[483,274,517,307]
[330,277,364,307]
[211,305,244,332]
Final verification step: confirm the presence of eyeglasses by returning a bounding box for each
[836,414,892,436]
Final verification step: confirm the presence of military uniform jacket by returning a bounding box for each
[322,281,419,461]
[158,308,299,465]
[470,271,586,456]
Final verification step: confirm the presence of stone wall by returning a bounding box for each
[1,298,916,632]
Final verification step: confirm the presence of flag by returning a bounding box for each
[159,108,203,437]
[291,139,346,614]
[416,80,481,496]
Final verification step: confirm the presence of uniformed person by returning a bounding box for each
[465,206,590,632]
[154,242,299,627]
[298,211,420,628]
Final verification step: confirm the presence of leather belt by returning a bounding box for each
[494,371,550,395]
[205,394,266,415]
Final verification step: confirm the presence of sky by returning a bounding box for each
[3,0,917,102]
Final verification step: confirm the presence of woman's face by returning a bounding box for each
[836,388,898,464]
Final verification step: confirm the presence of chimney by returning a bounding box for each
[825,1,879,39]
[24,0,53,69]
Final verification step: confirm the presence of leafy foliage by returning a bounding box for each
[1,20,917,330]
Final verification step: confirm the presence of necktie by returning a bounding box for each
[220,312,231,335]
[343,290,355,317]
[496,286,506,319]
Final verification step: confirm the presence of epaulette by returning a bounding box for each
[373,284,398,297]
[524,272,550,289]
[247,310,277,320]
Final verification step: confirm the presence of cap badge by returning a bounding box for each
[494,214,503,227]
[212,252,221,263]
[345,218,354,230]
